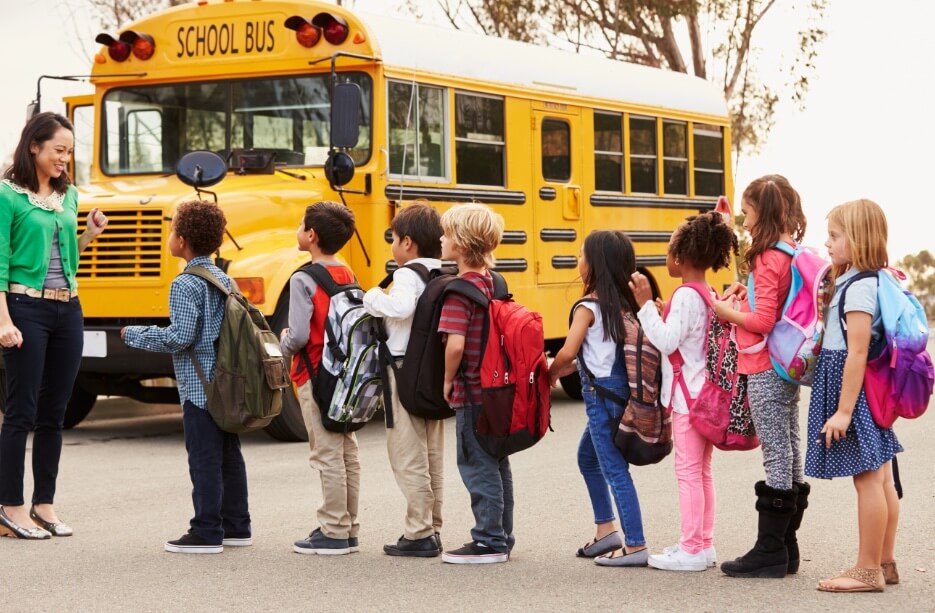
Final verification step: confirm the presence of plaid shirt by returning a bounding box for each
[123,256,229,410]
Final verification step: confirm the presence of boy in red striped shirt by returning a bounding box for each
[436,203,510,565]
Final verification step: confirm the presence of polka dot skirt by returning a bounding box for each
[805,349,903,479]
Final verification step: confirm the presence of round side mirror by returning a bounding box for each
[176,151,227,188]
[324,151,355,187]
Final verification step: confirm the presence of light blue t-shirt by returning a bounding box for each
[822,268,882,351]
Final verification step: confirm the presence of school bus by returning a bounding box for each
[54,0,733,441]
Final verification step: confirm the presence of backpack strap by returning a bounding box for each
[838,270,879,347]
[747,241,797,312]
[570,298,631,409]
[378,262,431,289]
[180,265,237,389]
[662,283,716,406]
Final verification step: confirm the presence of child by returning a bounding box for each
[712,175,810,578]
[548,230,650,567]
[280,201,359,556]
[630,212,738,571]
[362,201,445,557]
[808,199,902,593]
[436,203,510,564]
[122,200,250,554]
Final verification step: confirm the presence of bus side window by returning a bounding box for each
[629,115,657,194]
[454,92,504,187]
[663,120,688,195]
[388,80,447,180]
[594,112,623,192]
[694,123,724,197]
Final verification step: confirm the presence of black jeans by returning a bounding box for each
[182,401,251,544]
[0,294,83,506]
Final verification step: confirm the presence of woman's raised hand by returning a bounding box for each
[85,208,108,238]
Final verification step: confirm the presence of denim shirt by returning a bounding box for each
[123,256,229,409]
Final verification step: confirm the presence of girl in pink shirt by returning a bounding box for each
[712,175,810,579]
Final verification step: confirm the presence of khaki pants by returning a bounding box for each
[386,370,445,540]
[298,380,360,539]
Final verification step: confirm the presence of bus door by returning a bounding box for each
[65,94,94,186]
[531,106,582,285]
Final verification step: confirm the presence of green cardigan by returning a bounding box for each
[0,180,80,293]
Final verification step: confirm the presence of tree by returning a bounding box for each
[897,250,935,318]
[88,0,188,29]
[426,0,828,157]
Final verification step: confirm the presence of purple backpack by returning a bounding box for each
[840,268,933,428]
[666,283,759,451]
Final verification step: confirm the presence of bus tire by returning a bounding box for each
[0,371,97,429]
[263,288,309,442]
[559,371,583,400]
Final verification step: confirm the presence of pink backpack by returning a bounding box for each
[665,283,759,451]
[748,242,832,385]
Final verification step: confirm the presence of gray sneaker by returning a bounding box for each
[576,532,623,558]
[293,528,350,555]
[594,547,649,567]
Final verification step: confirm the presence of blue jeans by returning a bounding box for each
[455,404,514,553]
[578,370,645,547]
[182,401,251,544]
[0,295,83,506]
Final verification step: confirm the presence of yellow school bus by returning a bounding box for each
[58,0,733,440]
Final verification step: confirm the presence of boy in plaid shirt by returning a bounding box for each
[122,200,250,554]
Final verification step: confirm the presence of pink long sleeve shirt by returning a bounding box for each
[737,246,793,375]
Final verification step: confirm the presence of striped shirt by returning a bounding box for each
[438,271,493,409]
[123,256,229,410]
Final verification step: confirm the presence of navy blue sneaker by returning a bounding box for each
[165,531,222,554]
[293,528,350,555]
[383,535,440,557]
[349,536,360,553]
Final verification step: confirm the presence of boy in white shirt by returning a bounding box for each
[363,201,444,557]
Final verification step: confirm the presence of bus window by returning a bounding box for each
[541,119,570,182]
[455,92,504,186]
[629,116,656,193]
[594,112,622,191]
[71,105,94,186]
[663,120,688,195]
[101,74,373,175]
[127,109,163,173]
[387,81,447,180]
[694,123,724,197]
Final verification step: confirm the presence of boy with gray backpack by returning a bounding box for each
[279,201,362,556]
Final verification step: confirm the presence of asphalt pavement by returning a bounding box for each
[1,387,933,612]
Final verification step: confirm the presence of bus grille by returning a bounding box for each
[77,209,164,278]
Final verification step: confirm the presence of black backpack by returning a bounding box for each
[395,265,508,419]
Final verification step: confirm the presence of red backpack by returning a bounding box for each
[451,275,552,458]
[666,283,759,451]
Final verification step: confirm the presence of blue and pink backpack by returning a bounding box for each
[748,242,832,386]
[840,268,933,428]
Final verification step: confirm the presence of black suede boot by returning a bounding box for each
[785,481,810,574]
[721,481,798,579]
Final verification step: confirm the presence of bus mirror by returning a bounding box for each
[176,151,227,188]
[331,82,361,149]
[325,151,355,187]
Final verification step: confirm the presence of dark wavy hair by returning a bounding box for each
[742,174,806,272]
[670,211,739,271]
[3,112,74,194]
[581,230,640,344]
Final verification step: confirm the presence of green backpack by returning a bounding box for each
[185,266,290,433]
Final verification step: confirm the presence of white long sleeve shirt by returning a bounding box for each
[363,257,442,356]
[637,285,710,414]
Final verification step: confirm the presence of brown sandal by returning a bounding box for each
[881,561,899,585]
[817,567,885,593]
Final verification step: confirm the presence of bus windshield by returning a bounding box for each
[100,72,372,175]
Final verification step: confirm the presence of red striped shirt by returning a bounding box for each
[438,272,493,409]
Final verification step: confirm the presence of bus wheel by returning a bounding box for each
[263,288,309,442]
[559,371,583,400]
[0,371,97,428]
[63,385,97,429]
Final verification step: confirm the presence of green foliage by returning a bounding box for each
[897,250,935,319]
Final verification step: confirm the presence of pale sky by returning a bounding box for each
[2,0,932,261]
